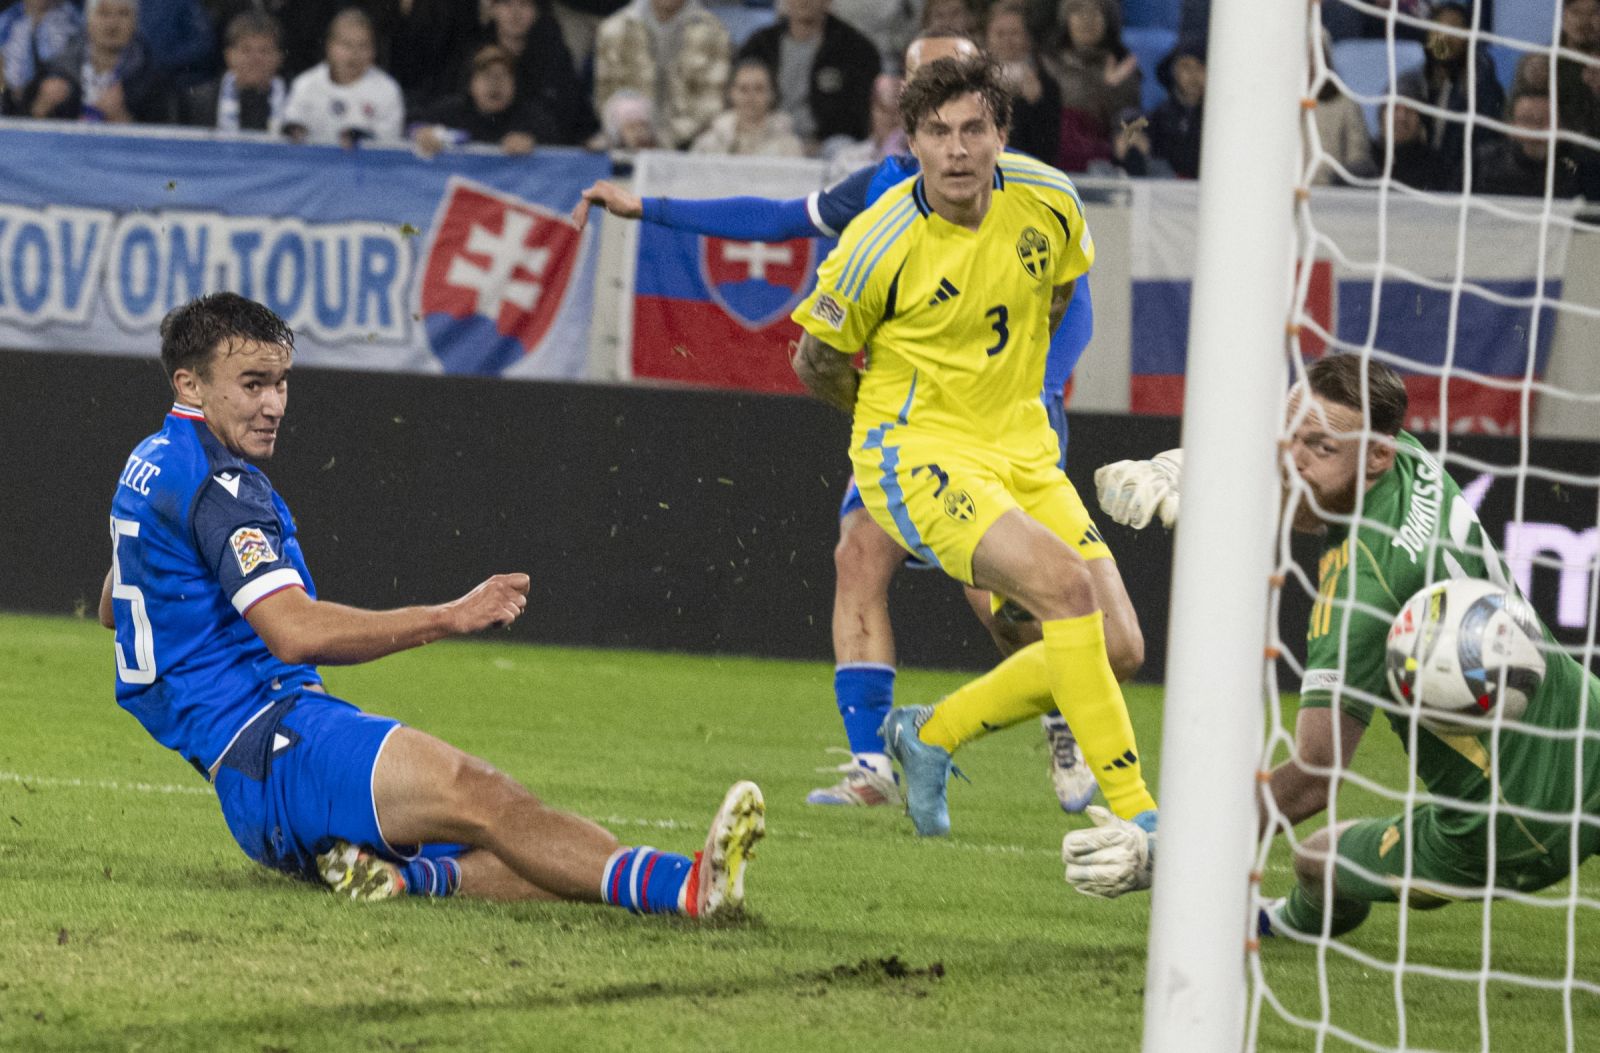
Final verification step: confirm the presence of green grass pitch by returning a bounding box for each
[1,613,1595,1051]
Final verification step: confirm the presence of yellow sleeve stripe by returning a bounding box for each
[841,198,918,302]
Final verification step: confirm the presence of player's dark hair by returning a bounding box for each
[160,293,295,380]
[1307,354,1407,436]
[899,55,1012,137]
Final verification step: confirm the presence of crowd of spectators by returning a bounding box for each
[0,0,1593,199]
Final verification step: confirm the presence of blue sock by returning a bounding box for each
[400,855,461,898]
[600,846,694,914]
[834,663,895,756]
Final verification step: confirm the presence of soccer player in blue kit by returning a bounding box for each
[574,31,1140,815]
[100,293,765,913]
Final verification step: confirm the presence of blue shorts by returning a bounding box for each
[212,690,461,882]
[838,390,1069,519]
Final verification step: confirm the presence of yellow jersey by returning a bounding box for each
[792,153,1093,462]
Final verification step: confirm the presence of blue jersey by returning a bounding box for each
[642,151,1093,397]
[108,404,321,777]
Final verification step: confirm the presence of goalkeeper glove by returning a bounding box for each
[1093,449,1183,530]
[1062,806,1156,899]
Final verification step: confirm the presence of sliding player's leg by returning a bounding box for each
[370,728,763,916]
[810,493,905,806]
[318,841,558,902]
[226,694,765,916]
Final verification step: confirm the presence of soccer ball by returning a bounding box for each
[1384,578,1546,733]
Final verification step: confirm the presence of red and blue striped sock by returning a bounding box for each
[600,846,695,914]
[399,856,461,898]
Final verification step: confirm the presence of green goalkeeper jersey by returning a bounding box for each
[1301,432,1600,870]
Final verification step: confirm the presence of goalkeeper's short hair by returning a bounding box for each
[1308,354,1407,436]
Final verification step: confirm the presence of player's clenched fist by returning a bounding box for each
[445,573,530,633]
[1093,448,1183,531]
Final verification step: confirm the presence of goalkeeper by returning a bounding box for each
[1066,354,1600,934]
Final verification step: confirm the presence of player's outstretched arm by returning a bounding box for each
[791,332,859,414]
[244,573,530,667]
[572,179,821,242]
[1093,449,1184,530]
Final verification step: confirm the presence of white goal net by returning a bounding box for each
[1244,1,1600,1050]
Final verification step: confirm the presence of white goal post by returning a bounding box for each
[1146,0,1600,1049]
[1140,0,1306,1050]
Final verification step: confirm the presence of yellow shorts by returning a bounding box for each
[850,427,1112,586]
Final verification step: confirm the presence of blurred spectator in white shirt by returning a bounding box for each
[283,8,404,146]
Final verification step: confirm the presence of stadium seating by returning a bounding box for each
[1123,27,1178,115]
[1330,38,1425,137]
[1121,0,1182,31]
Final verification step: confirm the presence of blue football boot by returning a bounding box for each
[881,705,960,837]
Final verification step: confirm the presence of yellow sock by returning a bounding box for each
[1042,612,1157,819]
[918,643,1054,753]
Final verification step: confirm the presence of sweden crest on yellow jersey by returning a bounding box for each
[1016,227,1051,280]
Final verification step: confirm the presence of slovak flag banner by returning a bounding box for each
[630,152,833,393]
[0,126,609,378]
[420,177,588,376]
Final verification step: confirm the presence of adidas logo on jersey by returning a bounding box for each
[927,278,961,307]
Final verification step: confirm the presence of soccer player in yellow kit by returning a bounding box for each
[789,56,1157,865]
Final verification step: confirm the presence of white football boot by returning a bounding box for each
[1042,714,1097,813]
[806,749,903,807]
[690,781,766,918]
